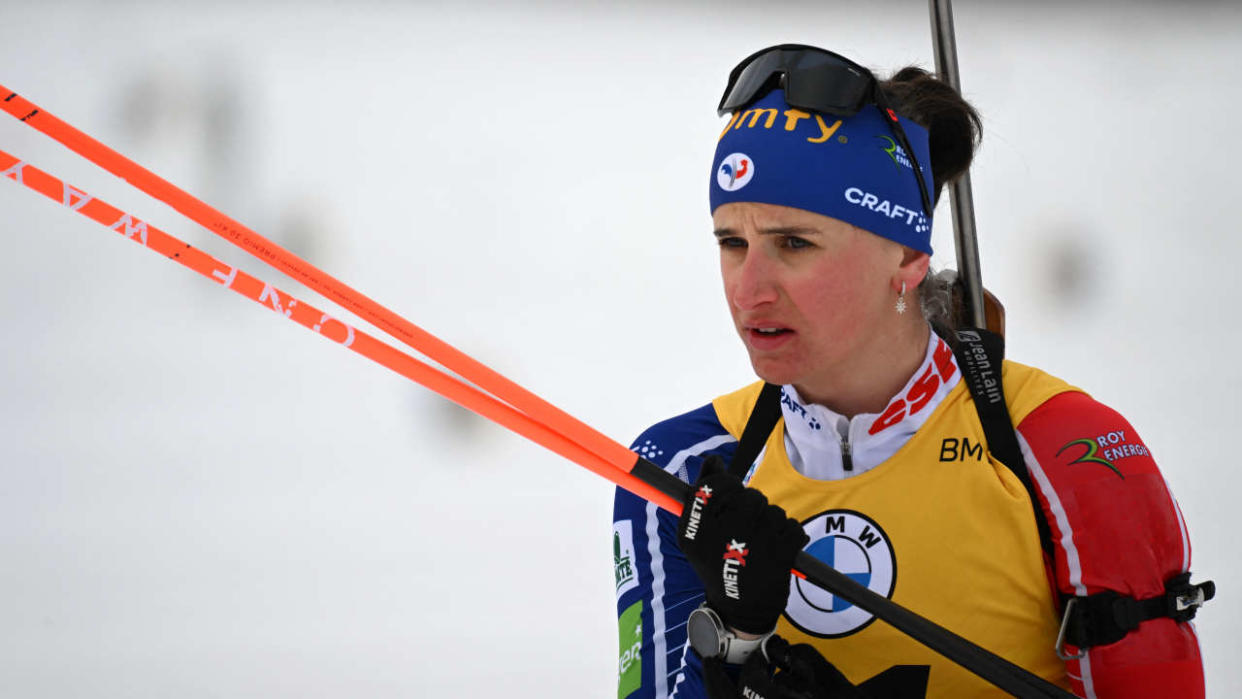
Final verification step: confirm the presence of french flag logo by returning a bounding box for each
[717,152,754,191]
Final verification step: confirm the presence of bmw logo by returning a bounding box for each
[784,509,896,638]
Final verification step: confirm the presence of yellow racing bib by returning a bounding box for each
[712,361,1077,697]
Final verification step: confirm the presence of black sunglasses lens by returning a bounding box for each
[719,48,874,117]
[719,51,784,114]
[784,56,872,115]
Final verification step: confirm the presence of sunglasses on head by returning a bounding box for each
[717,44,934,218]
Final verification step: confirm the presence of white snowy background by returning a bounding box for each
[1,1,1238,696]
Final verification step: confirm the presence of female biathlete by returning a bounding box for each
[612,45,1209,698]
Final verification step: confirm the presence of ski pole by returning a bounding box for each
[0,86,640,481]
[929,0,987,329]
[0,147,679,515]
[1,144,1074,698]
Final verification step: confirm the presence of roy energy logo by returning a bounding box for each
[785,509,896,638]
[876,134,914,170]
[1056,430,1145,480]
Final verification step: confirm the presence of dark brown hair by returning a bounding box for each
[878,67,982,205]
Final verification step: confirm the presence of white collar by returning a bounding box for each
[779,330,961,481]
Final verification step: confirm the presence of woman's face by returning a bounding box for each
[714,201,910,392]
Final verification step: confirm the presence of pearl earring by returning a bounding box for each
[896,281,907,315]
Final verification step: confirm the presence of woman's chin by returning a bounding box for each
[748,357,800,387]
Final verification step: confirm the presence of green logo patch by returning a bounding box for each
[618,600,643,698]
[1057,438,1125,480]
[613,520,640,598]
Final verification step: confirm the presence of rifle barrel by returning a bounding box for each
[929,0,986,329]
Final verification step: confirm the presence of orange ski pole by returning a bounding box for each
[0,148,681,515]
[0,86,639,480]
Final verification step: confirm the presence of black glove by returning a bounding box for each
[703,635,866,699]
[676,455,809,634]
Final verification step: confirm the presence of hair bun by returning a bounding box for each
[879,67,982,204]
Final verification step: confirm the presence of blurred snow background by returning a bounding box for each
[0,0,1238,696]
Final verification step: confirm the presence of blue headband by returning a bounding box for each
[709,89,935,255]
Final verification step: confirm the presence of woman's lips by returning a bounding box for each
[745,326,795,351]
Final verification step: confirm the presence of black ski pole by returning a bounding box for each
[630,457,1077,698]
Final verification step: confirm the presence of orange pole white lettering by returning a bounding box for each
[0,84,643,479]
[0,146,680,515]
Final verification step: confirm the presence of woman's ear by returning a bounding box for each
[893,247,930,292]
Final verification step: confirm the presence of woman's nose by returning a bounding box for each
[728,245,779,310]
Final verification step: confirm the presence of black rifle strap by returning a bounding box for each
[727,382,783,479]
[952,328,1054,558]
